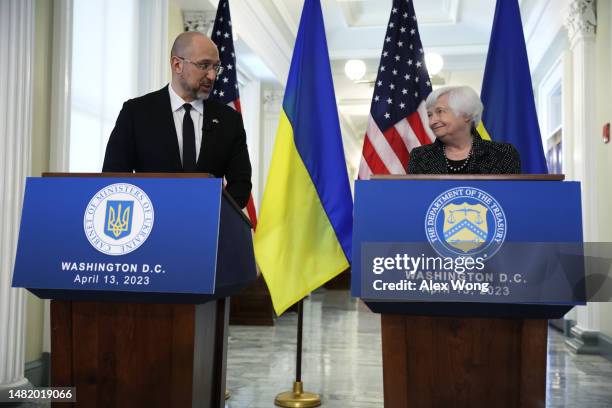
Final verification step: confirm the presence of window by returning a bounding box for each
[538,60,563,174]
[70,0,137,171]
[68,0,167,171]
[545,84,562,174]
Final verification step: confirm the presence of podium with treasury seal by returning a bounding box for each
[12,173,257,408]
[352,175,585,408]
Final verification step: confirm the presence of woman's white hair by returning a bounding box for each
[425,86,483,127]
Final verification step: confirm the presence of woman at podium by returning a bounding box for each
[408,86,521,174]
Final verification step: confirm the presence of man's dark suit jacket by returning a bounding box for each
[408,131,521,174]
[102,86,252,208]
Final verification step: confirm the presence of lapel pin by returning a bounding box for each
[212,118,220,124]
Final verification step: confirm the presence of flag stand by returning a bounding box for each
[274,299,321,407]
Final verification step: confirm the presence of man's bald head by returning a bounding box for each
[170,31,217,59]
[170,32,220,101]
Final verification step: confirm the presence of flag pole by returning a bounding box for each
[274,299,321,407]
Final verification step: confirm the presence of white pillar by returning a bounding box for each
[564,0,601,354]
[566,0,598,242]
[240,77,262,206]
[561,34,577,330]
[260,88,283,207]
[44,0,74,360]
[561,49,574,179]
[49,0,73,172]
[0,0,35,390]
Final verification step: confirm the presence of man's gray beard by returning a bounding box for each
[187,86,209,101]
[196,90,210,100]
[185,87,206,100]
[180,78,210,100]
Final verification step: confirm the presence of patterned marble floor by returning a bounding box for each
[225,289,612,408]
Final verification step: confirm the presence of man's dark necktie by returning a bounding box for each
[182,103,197,172]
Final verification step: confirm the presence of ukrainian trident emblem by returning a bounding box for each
[104,200,134,240]
[442,202,489,253]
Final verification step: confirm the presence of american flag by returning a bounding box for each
[358,0,435,178]
[210,0,258,228]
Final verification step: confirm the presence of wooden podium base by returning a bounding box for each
[51,299,229,408]
[381,315,547,408]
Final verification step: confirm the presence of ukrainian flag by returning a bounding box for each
[254,0,353,316]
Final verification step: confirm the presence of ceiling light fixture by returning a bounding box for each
[344,59,366,81]
[424,53,444,76]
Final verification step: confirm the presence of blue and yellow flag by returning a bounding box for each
[479,0,548,173]
[254,0,353,315]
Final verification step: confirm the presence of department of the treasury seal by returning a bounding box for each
[83,183,154,255]
[425,186,507,259]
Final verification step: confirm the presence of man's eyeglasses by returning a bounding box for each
[176,56,224,76]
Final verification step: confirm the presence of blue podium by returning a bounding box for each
[12,173,257,408]
[352,175,585,408]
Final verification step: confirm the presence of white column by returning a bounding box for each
[0,0,35,390]
[566,0,598,242]
[260,88,283,207]
[44,0,74,360]
[561,50,578,326]
[564,0,601,353]
[240,77,262,206]
[49,0,73,172]
[561,49,574,179]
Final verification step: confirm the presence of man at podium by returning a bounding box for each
[408,85,521,174]
[102,32,252,208]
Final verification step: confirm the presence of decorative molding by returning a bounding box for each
[522,0,553,45]
[24,353,50,387]
[228,0,291,83]
[0,0,34,391]
[330,44,488,62]
[566,325,601,354]
[514,0,571,75]
[600,333,612,364]
[262,90,283,113]
[549,318,576,336]
[445,0,460,25]
[260,86,283,196]
[565,0,597,42]
[199,0,293,83]
[183,10,216,35]
[338,0,459,27]
[270,0,298,36]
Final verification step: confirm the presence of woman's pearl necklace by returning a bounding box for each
[443,144,473,172]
